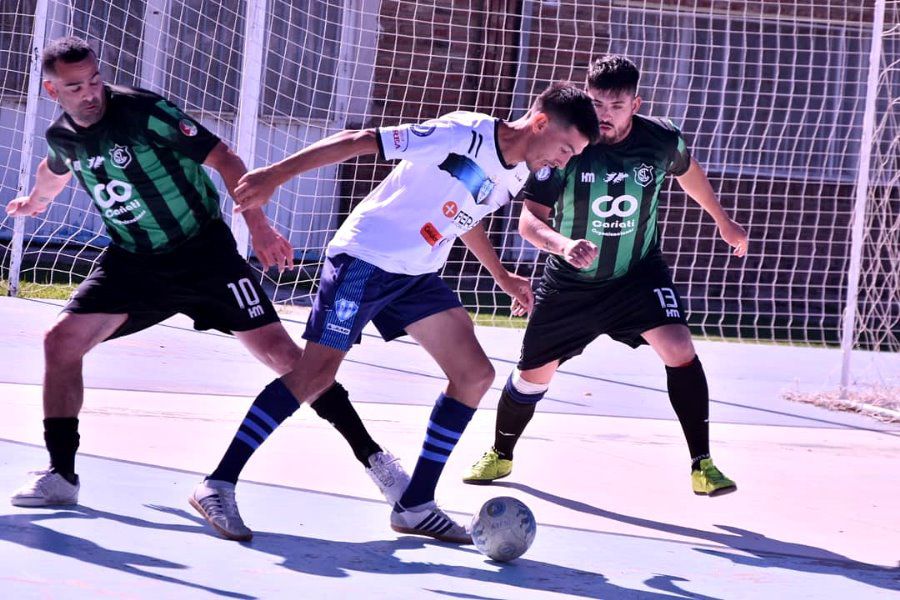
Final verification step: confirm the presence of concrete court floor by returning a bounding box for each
[0,296,897,599]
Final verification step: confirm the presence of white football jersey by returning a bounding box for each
[326,111,530,275]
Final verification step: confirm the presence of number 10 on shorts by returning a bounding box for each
[227,278,264,318]
[653,287,681,318]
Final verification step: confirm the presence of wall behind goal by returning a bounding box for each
[1,0,897,358]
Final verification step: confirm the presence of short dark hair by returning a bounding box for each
[586,54,640,96]
[42,37,96,76]
[532,81,600,144]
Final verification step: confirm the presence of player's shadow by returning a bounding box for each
[495,482,900,594]
[0,506,252,598]
[146,504,697,599]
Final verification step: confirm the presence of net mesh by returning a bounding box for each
[1,1,897,374]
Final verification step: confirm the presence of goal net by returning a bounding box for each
[1,1,897,390]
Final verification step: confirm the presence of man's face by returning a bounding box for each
[525,117,590,173]
[43,54,106,127]
[587,87,640,144]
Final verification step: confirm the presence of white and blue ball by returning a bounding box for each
[470,496,536,562]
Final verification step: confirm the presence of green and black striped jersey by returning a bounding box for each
[523,114,691,287]
[46,84,222,253]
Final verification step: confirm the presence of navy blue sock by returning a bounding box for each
[209,378,299,483]
[397,393,474,510]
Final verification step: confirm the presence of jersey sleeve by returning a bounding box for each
[376,117,458,163]
[666,120,692,176]
[45,139,69,175]
[145,97,220,163]
[520,167,565,209]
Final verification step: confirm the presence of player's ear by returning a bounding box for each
[530,112,549,133]
[43,79,59,100]
[632,95,642,114]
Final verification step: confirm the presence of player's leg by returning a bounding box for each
[640,290,736,496]
[11,310,127,507]
[463,361,557,484]
[464,282,599,484]
[236,322,385,469]
[389,306,490,543]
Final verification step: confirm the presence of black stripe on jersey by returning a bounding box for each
[629,172,658,267]
[117,151,184,246]
[70,167,126,248]
[595,153,626,278]
[85,136,154,252]
[571,159,591,242]
[151,145,218,232]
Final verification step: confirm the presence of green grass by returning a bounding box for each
[1,280,77,300]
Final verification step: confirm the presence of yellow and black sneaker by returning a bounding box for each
[691,458,737,496]
[462,449,512,485]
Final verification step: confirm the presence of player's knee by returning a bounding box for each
[43,324,90,363]
[264,338,303,374]
[453,359,495,398]
[506,371,549,404]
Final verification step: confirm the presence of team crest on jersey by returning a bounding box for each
[476,178,496,204]
[411,122,437,137]
[334,298,359,322]
[109,144,132,169]
[179,119,198,137]
[634,163,655,187]
[535,166,552,181]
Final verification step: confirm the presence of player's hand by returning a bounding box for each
[234,167,279,213]
[717,218,749,257]
[249,223,295,272]
[562,239,598,269]
[6,195,50,217]
[498,271,534,315]
[510,297,529,318]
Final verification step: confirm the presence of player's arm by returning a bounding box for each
[460,223,534,314]
[6,158,72,217]
[234,129,379,213]
[204,141,294,271]
[519,200,597,269]
[675,158,748,257]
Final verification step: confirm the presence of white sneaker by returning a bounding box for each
[390,501,471,544]
[11,470,79,507]
[366,451,410,505]
[189,479,252,541]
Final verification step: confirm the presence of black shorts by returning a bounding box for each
[518,252,688,370]
[64,219,279,339]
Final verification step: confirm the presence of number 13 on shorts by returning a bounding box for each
[653,287,681,319]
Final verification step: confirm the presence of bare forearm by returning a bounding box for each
[31,159,71,205]
[268,129,378,185]
[460,224,506,279]
[676,159,731,224]
[519,210,570,255]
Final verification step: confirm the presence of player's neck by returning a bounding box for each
[495,118,530,166]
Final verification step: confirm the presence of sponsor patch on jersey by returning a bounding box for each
[179,119,198,137]
[442,201,458,218]
[411,122,436,137]
[420,222,443,246]
[334,298,360,322]
[391,127,409,152]
[535,166,552,181]
[634,163,655,187]
[109,144,132,169]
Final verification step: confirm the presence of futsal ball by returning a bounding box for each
[470,496,537,562]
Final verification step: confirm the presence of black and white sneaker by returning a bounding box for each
[189,479,252,541]
[390,501,471,544]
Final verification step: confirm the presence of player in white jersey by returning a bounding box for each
[196,82,600,544]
